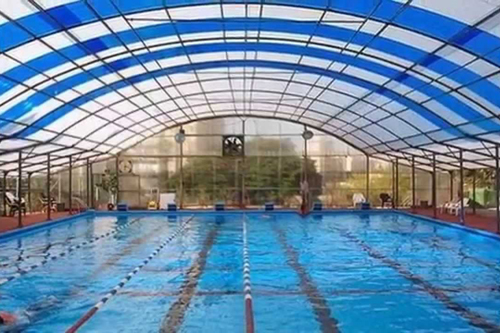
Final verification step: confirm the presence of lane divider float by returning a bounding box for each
[0,217,144,287]
[242,215,255,333]
[66,215,194,333]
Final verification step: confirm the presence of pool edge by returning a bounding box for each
[2,209,498,243]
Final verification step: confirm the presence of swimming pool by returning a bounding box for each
[0,212,499,332]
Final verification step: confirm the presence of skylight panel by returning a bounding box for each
[169,5,221,20]
[262,5,322,21]
[380,25,442,53]
[7,39,52,64]
[412,0,499,25]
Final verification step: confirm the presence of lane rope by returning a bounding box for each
[65,215,194,333]
[0,217,144,287]
[242,215,255,333]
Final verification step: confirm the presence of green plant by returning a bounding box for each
[96,169,118,195]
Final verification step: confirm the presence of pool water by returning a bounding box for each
[0,212,499,332]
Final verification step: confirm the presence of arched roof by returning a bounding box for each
[1,0,500,173]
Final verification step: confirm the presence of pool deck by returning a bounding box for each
[0,208,499,236]
[0,212,70,233]
[411,208,499,234]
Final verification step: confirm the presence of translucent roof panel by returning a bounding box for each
[2,0,500,172]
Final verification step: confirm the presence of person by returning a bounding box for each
[300,180,310,215]
[0,296,59,331]
[380,193,392,208]
[0,312,17,326]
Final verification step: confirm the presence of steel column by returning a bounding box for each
[412,156,416,210]
[86,159,90,207]
[391,162,395,208]
[2,172,7,217]
[27,172,31,214]
[115,155,120,204]
[395,158,399,208]
[241,119,246,209]
[449,171,454,201]
[432,154,437,219]
[496,146,500,233]
[472,170,476,215]
[459,150,464,224]
[180,140,184,209]
[69,156,72,214]
[47,154,51,221]
[90,163,94,209]
[17,151,23,228]
[212,158,216,205]
[303,127,309,211]
[304,130,308,185]
[366,155,370,202]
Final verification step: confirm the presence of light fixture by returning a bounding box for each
[302,129,314,141]
[175,128,186,144]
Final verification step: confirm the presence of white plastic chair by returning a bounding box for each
[352,193,366,207]
[439,197,459,213]
[449,198,470,216]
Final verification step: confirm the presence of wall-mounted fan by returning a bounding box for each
[118,160,133,174]
[222,135,244,157]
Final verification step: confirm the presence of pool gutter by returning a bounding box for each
[2,209,498,243]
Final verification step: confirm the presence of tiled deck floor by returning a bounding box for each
[0,212,70,233]
[411,208,499,234]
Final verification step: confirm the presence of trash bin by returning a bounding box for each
[56,202,65,212]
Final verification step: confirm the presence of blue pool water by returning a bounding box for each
[0,212,499,332]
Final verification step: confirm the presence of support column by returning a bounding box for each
[303,128,309,211]
[395,158,399,208]
[304,131,308,185]
[18,151,23,228]
[27,172,31,214]
[459,150,464,225]
[115,155,120,204]
[2,171,7,217]
[180,139,184,209]
[86,159,90,207]
[47,154,51,221]
[241,119,246,209]
[69,156,73,214]
[432,154,437,219]
[90,163,94,209]
[391,162,395,208]
[366,155,370,203]
[412,156,416,211]
[496,146,500,233]
[449,171,454,201]
[212,158,216,205]
[472,170,476,215]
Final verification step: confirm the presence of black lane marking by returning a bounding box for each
[335,228,500,333]
[386,222,500,274]
[120,284,500,299]
[159,224,220,333]
[457,248,500,274]
[273,225,340,333]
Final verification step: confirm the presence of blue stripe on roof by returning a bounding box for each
[1,42,495,133]
[1,20,499,126]
[14,59,462,139]
[1,0,498,61]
